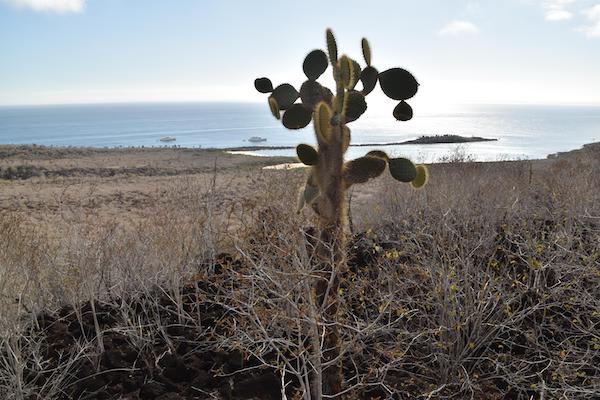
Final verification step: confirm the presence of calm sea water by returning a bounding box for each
[0,102,599,163]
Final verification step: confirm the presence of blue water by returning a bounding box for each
[0,102,599,163]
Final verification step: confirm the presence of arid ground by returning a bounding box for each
[0,143,598,399]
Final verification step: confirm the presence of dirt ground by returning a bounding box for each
[0,146,300,223]
[2,143,597,226]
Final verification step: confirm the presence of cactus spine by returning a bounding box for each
[254,29,427,398]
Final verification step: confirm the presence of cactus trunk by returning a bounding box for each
[313,123,346,397]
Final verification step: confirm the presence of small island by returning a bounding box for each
[398,134,498,145]
[226,134,498,152]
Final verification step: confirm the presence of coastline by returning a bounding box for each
[0,141,597,216]
[222,135,498,152]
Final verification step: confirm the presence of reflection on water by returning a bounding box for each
[1,103,598,162]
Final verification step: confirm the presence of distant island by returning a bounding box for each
[397,134,498,145]
[226,134,498,151]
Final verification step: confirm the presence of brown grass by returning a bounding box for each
[0,144,598,399]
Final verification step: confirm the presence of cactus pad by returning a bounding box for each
[378,68,419,100]
[411,164,429,189]
[388,157,417,182]
[343,90,367,123]
[339,55,354,89]
[297,183,320,212]
[343,156,387,185]
[268,96,280,120]
[350,59,362,90]
[296,144,319,165]
[314,101,333,143]
[283,104,313,130]
[361,38,372,66]
[303,50,329,81]
[393,101,413,121]
[272,84,299,110]
[300,80,333,110]
[326,28,338,64]
[254,77,273,93]
[365,150,389,161]
[342,126,351,153]
[360,66,378,96]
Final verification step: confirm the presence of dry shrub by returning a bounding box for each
[0,152,598,399]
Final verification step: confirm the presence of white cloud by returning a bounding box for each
[438,20,480,36]
[585,3,600,18]
[543,0,575,21]
[545,9,573,20]
[578,4,600,37]
[2,0,85,13]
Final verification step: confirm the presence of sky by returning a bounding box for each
[1,0,600,107]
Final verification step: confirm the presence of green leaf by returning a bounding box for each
[326,28,338,64]
[298,183,319,212]
[344,156,387,185]
[378,68,419,100]
[254,77,273,93]
[314,101,333,143]
[342,126,351,153]
[303,50,329,80]
[339,55,354,89]
[271,84,299,110]
[296,144,319,166]
[388,158,417,182]
[350,59,362,90]
[283,104,313,130]
[299,80,333,111]
[361,38,372,66]
[365,150,389,161]
[411,164,429,189]
[393,101,413,121]
[343,90,367,123]
[268,96,280,120]
[360,66,378,96]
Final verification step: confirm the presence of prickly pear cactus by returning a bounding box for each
[254,29,427,220]
[253,29,428,398]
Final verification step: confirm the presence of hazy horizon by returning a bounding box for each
[1,0,600,107]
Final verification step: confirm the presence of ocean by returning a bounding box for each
[0,102,599,163]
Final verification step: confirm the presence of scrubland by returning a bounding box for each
[0,144,598,399]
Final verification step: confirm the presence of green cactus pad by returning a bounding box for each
[314,101,332,143]
[283,104,312,130]
[339,55,354,89]
[343,156,387,185]
[361,38,372,66]
[360,66,379,96]
[411,164,429,189]
[300,80,333,111]
[388,157,417,182]
[393,101,413,121]
[379,68,419,100]
[303,50,329,81]
[297,183,320,212]
[254,77,273,93]
[350,59,362,90]
[326,28,338,64]
[365,150,389,161]
[271,84,299,110]
[296,144,319,165]
[342,126,351,153]
[343,90,367,123]
[268,96,280,120]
